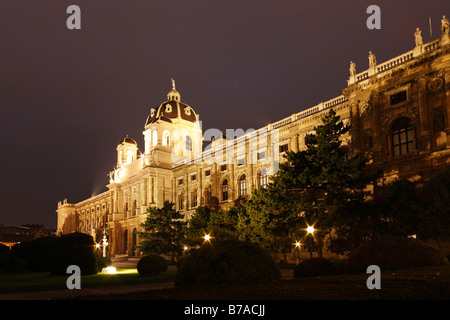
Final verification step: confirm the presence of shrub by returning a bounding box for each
[175,239,281,287]
[50,233,98,275]
[5,257,27,273]
[346,238,449,274]
[137,254,168,276]
[293,258,334,278]
[0,243,10,257]
[97,256,112,271]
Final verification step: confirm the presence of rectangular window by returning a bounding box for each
[221,164,227,171]
[237,157,245,166]
[178,178,183,185]
[205,170,211,177]
[279,144,288,153]
[390,90,407,106]
[191,174,196,181]
[257,150,266,160]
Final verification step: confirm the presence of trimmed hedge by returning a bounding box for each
[175,239,281,287]
[50,233,98,275]
[293,258,334,278]
[137,254,168,276]
[346,238,449,274]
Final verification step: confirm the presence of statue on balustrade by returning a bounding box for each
[442,15,449,35]
[414,28,423,47]
[349,61,356,77]
[368,51,377,68]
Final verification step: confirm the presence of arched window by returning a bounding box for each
[162,130,170,146]
[239,174,247,197]
[152,130,158,146]
[178,194,184,210]
[392,117,413,156]
[191,189,197,208]
[258,168,268,189]
[204,184,212,206]
[185,135,192,152]
[222,179,228,201]
[126,149,134,163]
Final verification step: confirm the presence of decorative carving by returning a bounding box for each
[427,77,444,92]
[150,108,156,117]
[359,99,371,116]
[184,106,191,115]
[363,129,373,149]
[165,103,172,113]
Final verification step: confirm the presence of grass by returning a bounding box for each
[2,264,450,300]
[72,264,450,300]
[0,268,176,294]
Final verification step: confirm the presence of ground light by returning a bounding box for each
[101,266,117,274]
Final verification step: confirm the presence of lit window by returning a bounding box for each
[205,184,212,205]
[279,144,288,153]
[185,135,192,152]
[222,179,228,201]
[258,168,268,189]
[392,117,413,156]
[191,189,197,208]
[162,131,170,146]
[239,175,247,197]
[152,130,157,146]
[178,195,184,210]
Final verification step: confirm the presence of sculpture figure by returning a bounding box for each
[442,15,449,35]
[369,51,377,68]
[414,28,423,47]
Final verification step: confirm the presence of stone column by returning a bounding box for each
[351,101,362,153]
[417,77,431,152]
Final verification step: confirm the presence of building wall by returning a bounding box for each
[57,32,450,257]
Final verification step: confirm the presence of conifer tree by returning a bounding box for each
[138,201,187,263]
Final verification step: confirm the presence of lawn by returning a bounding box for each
[0,268,176,294]
[71,264,450,300]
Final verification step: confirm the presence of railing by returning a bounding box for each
[424,39,440,53]
[349,38,442,86]
[376,50,414,73]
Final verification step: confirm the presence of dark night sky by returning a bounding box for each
[0,0,449,229]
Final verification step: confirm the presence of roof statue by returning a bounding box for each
[442,15,449,35]
[414,28,423,47]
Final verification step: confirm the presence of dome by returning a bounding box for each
[118,135,137,145]
[145,79,198,126]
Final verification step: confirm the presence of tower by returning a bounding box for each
[143,79,202,168]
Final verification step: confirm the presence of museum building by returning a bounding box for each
[57,23,450,257]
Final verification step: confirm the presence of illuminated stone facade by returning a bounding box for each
[57,26,450,257]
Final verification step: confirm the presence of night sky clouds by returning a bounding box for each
[0,1,449,228]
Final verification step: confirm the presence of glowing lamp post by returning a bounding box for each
[306,226,315,258]
[295,241,301,264]
[102,234,108,258]
[204,234,211,242]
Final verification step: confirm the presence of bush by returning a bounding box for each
[293,258,334,278]
[50,233,98,275]
[137,254,168,276]
[4,257,27,273]
[0,243,10,257]
[346,238,449,274]
[175,239,281,287]
[97,256,112,270]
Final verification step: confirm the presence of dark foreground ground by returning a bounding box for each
[73,265,450,300]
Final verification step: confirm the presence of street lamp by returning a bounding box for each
[306,225,315,258]
[204,234,211,242]
[295,241,301,264]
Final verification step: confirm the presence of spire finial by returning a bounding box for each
[171,78,176,91]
